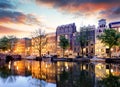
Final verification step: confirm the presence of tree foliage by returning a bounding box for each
[98,29,120,57]
[0,36,17,51]
[77,34,87,57]
[59,35,69,58]
[0,36,9,51]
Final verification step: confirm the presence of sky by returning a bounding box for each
[0,0,120,38]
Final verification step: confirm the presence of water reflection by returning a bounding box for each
[0,60,120,87]
[56,62,95,87]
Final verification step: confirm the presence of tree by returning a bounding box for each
[32,29,47,58]
[59,35,69,58]
[8,36,18,52]
[0,36,17,52]
[98,29,120,58]
[77,34,87,58]
[0,36,10,51]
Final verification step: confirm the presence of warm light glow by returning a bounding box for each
[66,66,69,70]
[111,69,113,73]
[46,64,47,68]
[106,69,109,74]
[14,62,16,66]
[17,66,19,70]
[110,48,113,51]
[83,66,86,70]
[5,51,8,53]
[28,66,30,70]
[99,49,101,52]
[106,46,109,48]
[119,28,120,32]
[8,65,11,69]
[83,48,86,52]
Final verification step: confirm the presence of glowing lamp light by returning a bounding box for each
[111,69,113,73]
[28,66,30,70]
[83,48,86,52]
[111,48,113,51]
[99,49,101,52]
[83,66,86,70]
[46,64,47,68]
[17,66,19,70]
[66,66,69,70]
[5,51,8,53]
[8,65,11,69]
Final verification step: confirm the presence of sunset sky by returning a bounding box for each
[0,0,120,38]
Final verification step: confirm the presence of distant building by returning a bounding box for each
[72,32,80,56]
[45,33,56,55]
[56,23,76,57]
[109,21,120,31]
[13,38,31,56]
[31,33,56,56]
[95,19,108,57]
[95,20,120,57]
[109,21,120,57]
[72,25,96,57]
[78,25,96,57]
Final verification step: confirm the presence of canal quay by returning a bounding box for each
[0,59,120,87]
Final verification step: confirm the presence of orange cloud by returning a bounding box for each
[0,25,24,34]
[0,25,30,38]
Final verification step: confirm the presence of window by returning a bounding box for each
[91,48,93,53]
[74,48,76,51]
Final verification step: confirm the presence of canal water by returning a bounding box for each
[0,60,120,87]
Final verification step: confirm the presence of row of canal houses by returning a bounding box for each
[10,19,120,58]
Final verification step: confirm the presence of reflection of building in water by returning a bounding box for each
[12,61,31,76]
[109,64,120,75]
[56,62,95,87]
[31,61,56,83]
[12,61,57,83]
[95,63,106,78]
[94,63,120,87]
[5,60,120,87]
[95,63,120,77]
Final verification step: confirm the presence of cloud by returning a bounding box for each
[0,25,24,34]
[0,0,49,37]
[0,9,43,26]
[0,10,24,21]
[0,0,16,9]
[0,25,31,38]
[36,0,120,20]
[0,0,24,23]
[100,6,120,20]
[0,0,42,25]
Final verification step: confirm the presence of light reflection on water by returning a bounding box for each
[0,60,120,87]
